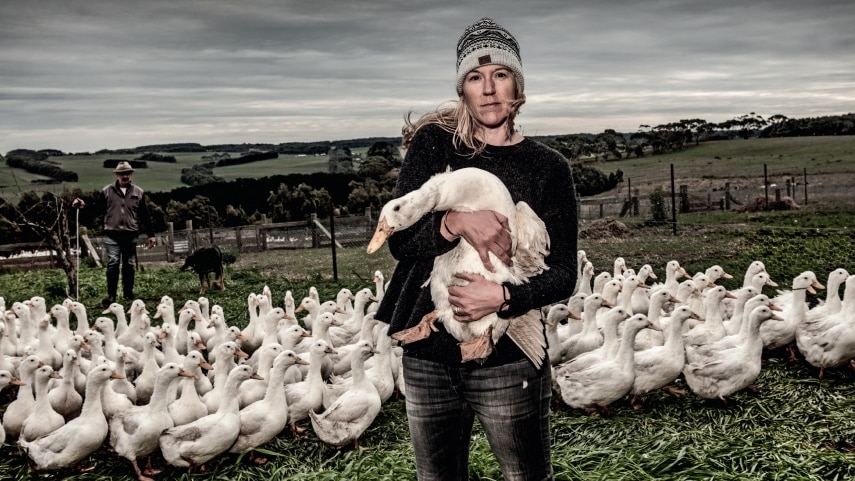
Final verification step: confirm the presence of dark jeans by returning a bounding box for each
[104,232,137,299]
[403,355,554,481]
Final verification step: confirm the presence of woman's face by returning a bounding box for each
[461,65,517,129]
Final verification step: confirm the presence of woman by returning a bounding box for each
[375,17,578,481]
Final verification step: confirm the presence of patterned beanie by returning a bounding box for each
[455,17,524,96]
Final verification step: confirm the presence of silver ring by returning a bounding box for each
[454,305,460,315]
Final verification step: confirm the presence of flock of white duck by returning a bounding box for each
[550,251,851,413]
[1,252,854,478]
[0,270,394,479]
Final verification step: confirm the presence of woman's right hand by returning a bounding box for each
[443,210,512,272]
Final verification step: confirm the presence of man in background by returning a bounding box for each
[101,161,156,306]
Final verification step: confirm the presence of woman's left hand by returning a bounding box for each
[447,272,505,322]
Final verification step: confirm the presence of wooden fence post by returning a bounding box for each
[166,222,175,262]
[235,227,243,253]
[679,185,689,213]
[186,220,194,253]
[310,213,320,248]
[725,183,731,210]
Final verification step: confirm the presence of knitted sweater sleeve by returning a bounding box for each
[499,153,578,318]
[386,126,459,261]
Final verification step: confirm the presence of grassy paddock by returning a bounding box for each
[2,205,855,479]
[2,136,853,201]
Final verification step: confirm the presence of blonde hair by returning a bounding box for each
[402,77,526,156]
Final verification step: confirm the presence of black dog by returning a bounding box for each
[180,245,226,294]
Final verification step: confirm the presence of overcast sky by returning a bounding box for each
[1,0,853,153]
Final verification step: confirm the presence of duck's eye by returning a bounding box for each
[393,205,400,212]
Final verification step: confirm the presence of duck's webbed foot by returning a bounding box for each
[391,311,440,345]
[459,326,493,363]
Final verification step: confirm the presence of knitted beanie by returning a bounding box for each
[455,17,524,96]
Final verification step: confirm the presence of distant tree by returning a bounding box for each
[346,178,393,215]
[266,182,332,221]
[166,195,220,228]
[358,156,393,179]
[328,146,354,173]
[366,141,402,167]
[224,204,249,227]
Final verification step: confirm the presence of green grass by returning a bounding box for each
[3,206,855,479]
[3,136,854,201]
[597,136,855,187]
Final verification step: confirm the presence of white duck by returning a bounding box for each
[803,268,849,327]
[20,364,64,442]
[632,287,681,350]
[651,260,690,298]
[239,343,284,408]
[310,340,381,449]
[284,339,336,436]
[760,271,824,359]
[630,306,697,409]
[553,306,631,377]
[742,260,767,288]
[118,299,149,353]
[20,364,120,471]
[0,370,24,444]
[133,332,163,405]
[682,285,737,347]
[168,350,213,427]
[684,306,784,401]
[557,294,612,363]
[630,263,657,314]
[544,303,576,366]
[229,350,307,462]
[67,301,91,338]
[159,364,257,470]
[555,314,653,414]
[367,167,551,367]
[2,354,41,439]
[203,341,248,413]
[110,362,193,481]
[797,275,855,378]
[102,301,130,339]
[49,303,73,357]
[48,349,84,418]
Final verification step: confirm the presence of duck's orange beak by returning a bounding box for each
[367,217,394,254]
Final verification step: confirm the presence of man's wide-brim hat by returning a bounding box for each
[113,161,134,173]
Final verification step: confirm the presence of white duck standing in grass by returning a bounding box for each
[555,314,653,414]
[285,339,336,436]
[110,362,194,481]
[159,364,258,472]
[0,370,25,444]
[797,275,855,378]
[229,350,307,463]
[2,354,41,440]
[168,350,213,427]
[20,364,64,443]
[367,167,551,367]
[20,364,121,472]
[684,305,784,401]
[310,340,381,449]
[630,306,698,409]
[761,271,824,360]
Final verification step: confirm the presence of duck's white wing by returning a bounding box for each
[511,201,550,278]
[505,309,548,370]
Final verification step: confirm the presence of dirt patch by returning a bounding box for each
[579,217,631,239]
[737,196,801,213]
